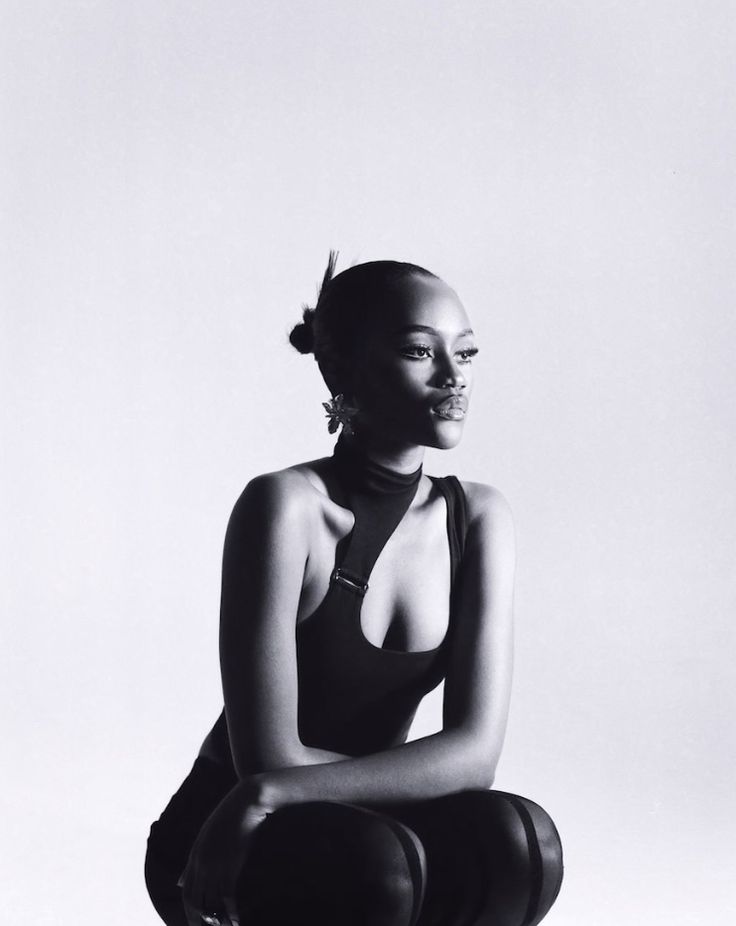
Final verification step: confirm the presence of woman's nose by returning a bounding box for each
[438,355,467,389]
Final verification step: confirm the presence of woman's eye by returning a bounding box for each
[400,345,433,359]
[457,347,479,364]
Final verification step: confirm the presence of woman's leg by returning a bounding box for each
[389,790,563,926]
[146,772,560,926]
[236,801,426,926]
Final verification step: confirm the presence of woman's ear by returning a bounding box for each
[318,357,350,401]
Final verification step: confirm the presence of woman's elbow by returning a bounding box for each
[464,759,496,791]
[457,731,500,791]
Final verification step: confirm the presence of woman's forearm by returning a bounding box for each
[251,728,492,815]
[230,735,351,778]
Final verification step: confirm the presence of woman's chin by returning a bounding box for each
[356,413,466,451]
[427,421,466,450]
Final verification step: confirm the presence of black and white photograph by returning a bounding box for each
[2,3,734,925]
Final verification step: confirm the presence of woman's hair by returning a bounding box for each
[289,252,438,394]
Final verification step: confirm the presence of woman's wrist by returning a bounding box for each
[240,772,280,819]
[246,769,311,816]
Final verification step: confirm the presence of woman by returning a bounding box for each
[144,255,564,926]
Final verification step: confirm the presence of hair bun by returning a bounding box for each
[289,306,316,355]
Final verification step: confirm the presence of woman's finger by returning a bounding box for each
[183,889,231,926]
[223,892,241,926]
[182,894,205,926]
[195,870,240,926]
[182,865,217,926]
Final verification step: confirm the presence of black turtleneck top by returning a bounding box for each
[295,437,468,757]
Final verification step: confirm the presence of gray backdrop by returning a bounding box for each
[2,2,734,924]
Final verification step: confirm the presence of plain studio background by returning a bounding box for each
[1,2,734,924]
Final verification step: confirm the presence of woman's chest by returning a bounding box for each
[296,493,452,654]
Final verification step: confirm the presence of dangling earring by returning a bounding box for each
[322,393,359,435]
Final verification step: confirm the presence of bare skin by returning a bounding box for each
[181,277,516,925]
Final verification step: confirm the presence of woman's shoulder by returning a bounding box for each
[228,459,332,529]
[243,461,327,496]
[455,479,514,536]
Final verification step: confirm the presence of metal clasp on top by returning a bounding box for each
[331,567,369,596]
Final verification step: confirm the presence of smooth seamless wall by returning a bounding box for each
[2,3,734,923]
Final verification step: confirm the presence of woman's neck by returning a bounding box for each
[340,432,425,476]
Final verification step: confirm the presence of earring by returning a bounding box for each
[322,394,359,435]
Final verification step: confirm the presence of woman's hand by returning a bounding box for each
[179,783,271,926]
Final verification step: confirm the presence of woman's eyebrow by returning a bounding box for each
[392,324,475,337]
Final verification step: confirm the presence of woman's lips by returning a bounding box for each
[432,396,468,420]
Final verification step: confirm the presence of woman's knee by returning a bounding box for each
[452,790,561,860]
[494,792,563,891]
[352,812,425,924]
[453,790,564,924]
[239,801,423,925]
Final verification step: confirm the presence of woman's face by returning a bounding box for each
[349,276,477,450]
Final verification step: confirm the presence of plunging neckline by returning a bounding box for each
[351,475,452,657]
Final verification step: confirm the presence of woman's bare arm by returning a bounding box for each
[220,470,351,777]
[222,477,515,811]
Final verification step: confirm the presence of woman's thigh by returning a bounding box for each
[387,789,564,926]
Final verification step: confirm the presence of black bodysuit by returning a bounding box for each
[144,440,563,926]
[296,435,467,756]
